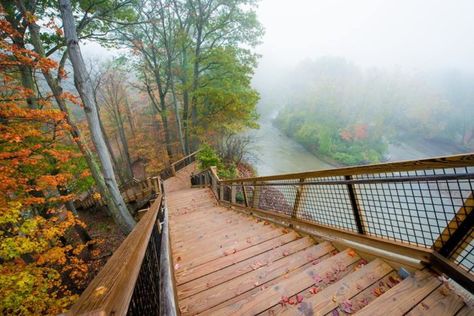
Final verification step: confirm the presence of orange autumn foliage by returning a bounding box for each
[0,8,93,315]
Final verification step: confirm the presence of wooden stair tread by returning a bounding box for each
[175,231,300,284]
[177,236,314,299]
[356,270,442,316]
[278,258,393,316]
[406,283,466,316]
[179,242,335,315]
[211,248,360,315]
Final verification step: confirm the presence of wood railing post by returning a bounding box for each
[291,178,305,219]
[345,175,365,234]
[171,164,176,176]
[252,181,261,209]
[242,183,249,207]
[434,193,473,257]
[219,183,224,201]
[231,184,236,204]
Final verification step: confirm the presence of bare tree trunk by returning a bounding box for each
[60,0,135,234]
[171,80,186,155]
[115,109,134,179]
[22,14,115,217]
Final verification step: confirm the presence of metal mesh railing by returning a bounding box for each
[192,154,474,280]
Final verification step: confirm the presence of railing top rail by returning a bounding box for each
[220,152,474,183]
[67,194,162,315]
[171,150,201,167]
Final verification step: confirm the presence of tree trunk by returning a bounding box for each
[115,109,134,179]
[22,18,116,216]
[60,0,135,234]
[171,79,186,155]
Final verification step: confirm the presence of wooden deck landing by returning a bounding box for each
[165,170,471,316]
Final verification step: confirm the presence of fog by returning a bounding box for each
[255,0,474,73]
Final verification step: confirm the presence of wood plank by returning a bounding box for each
[406,283,465,316]
[177,236,315,299]
[175,228,285,271]
[173,223,281,260]
[265,259,363,316]
[171,218,270,248]
[210,248,359,316]
[200,253,333,315]
[455,305,473,316]
[356,270,442,316]
[278,259,393,316]
[325,270,401,315]
[172,220,263,247]
[179,242,335,315]
[175,232,300,284]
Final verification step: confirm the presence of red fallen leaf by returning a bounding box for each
[296,294,304,303]
[279,296,289,306]
[176,256,182,262]
[224,248,237,256]
[313,274,323,284]
[309,287,319,294]
[388,275,400,285]
[264,221,270,225]
[421,302,430,310]
[332,310,340,316]
[282,228,289,233]
[174,263,180,270]
[373,287,384,297]
[348,249,357,257]
[288,297,296,305]
[283,250,290,256]
[312,259,320,265]
[358,298,369,309]
[339,299,353,313]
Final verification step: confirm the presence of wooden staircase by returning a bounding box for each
[167,186,470,316]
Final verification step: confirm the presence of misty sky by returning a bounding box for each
[83,0,474,75]
[256,0,474,72]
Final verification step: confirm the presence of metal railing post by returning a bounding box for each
[291,178,305,219]
[345,175,365,234]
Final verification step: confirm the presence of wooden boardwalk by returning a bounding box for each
[165,167,471,316]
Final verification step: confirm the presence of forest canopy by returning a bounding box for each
[272,57,474,165]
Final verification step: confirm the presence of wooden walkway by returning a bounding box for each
[165,167,472,316]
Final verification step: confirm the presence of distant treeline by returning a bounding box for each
[272,57,474,165]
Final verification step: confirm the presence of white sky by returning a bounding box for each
[255,0,474,72]
[83,0,474,74]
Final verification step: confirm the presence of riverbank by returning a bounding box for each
[248,117,470,177]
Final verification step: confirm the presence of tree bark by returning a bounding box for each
[59,0,135,234]
[21,12,119,221]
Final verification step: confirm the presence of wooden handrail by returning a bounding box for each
[67,195,162,315]
[219,152,474,183]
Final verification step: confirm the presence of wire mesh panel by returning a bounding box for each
[297,176,359,232]
[257,180,298,216]
[235,185,245,205]
[450,227,474,274]
[244,184,255,207]
[353,168,474,248]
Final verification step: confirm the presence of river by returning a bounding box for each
[249,117,466,176]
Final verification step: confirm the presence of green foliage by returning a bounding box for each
[196,144,237,179]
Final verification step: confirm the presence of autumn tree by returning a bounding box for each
[59,0,136,233]
[0,11,92,314]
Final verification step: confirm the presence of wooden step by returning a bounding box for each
[177,236,315,299]
[175,232,301,284]
[356,270,441,316]
[179,242,335,315]
[406,283,466,316]
[210,248,360,315]
[278,259,393,316]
